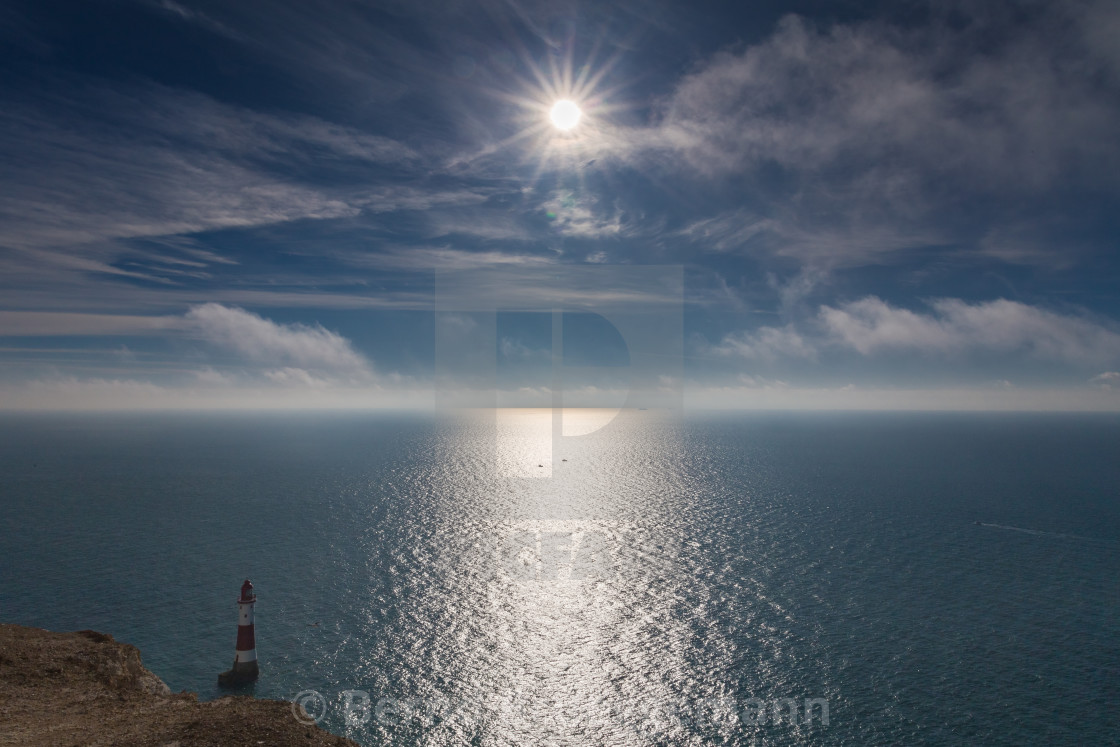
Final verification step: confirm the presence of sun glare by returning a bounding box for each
[466,41,630,179]
[549,100,582,130]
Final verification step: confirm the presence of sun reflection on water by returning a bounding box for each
[352,408,741,744]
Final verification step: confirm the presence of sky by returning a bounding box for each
[1,0,1119,410]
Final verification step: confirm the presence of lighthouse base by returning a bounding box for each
[217,660,259,687]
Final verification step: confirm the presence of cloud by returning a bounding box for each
[649,4,1120,268]
[262,367,332,388]
[148,0,243,40]
[184,303,372,376]
[341,246,556,272]
[354,187,489,214]
[541,192,626,239]
[0,312,180,336]
[20,376,169,406]
[679,209,940,266]
[425,210,534,242]
[820,297,1120,362]
[1078,0,1120,80]
[976,222,1084,269]
[657,10,1119,185]
[499,337,549,360]
[192,367,238,386]
[707,296,1120,368]
[685,383,1120,412]
[0,82,421,279]
[1091,371,1120,389]
[0,374,431,410]
[709,325,816,362]
[431,265,683,313]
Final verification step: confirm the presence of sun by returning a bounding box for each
[453,40,631,178]
[549,99,582,130]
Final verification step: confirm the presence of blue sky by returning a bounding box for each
[1,0,1119,409]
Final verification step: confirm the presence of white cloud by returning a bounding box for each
[436,314,478,333]
[707,297,1120,366]
[192,367,238,386]
[651,5,1120,268]
[184,303,372,376]
[343,246,555,272]
[541,192,625,239]
[709,325,816,362]
[499,337,548,359]
[820,297,1120,362]
[1091,371,1120,389]
[656,11,1119,186]
[263,367,332,388]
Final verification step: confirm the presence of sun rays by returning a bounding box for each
[446,29,637,184]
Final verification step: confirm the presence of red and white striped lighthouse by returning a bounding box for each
[218,579,259,686]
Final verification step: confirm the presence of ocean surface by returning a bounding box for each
[2,410,1118,745]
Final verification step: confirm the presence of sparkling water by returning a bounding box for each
[2,410,1118,745]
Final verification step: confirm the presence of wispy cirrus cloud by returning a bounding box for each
[337,245,556,272]
[0,79,493,316]
[148,0,243,40]
[678,209,941,267]
[0,83,420,259]
[0,311,180,337]
[424,209,536,243]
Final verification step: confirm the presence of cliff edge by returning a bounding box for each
[0,624,356,746]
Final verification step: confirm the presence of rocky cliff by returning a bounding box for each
[0,624,357,746]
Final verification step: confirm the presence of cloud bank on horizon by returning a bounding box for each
[1,0,1119,410]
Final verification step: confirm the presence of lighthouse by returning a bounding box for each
[218,579,259,686]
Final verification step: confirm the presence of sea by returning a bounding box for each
[1,409,1118,746]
